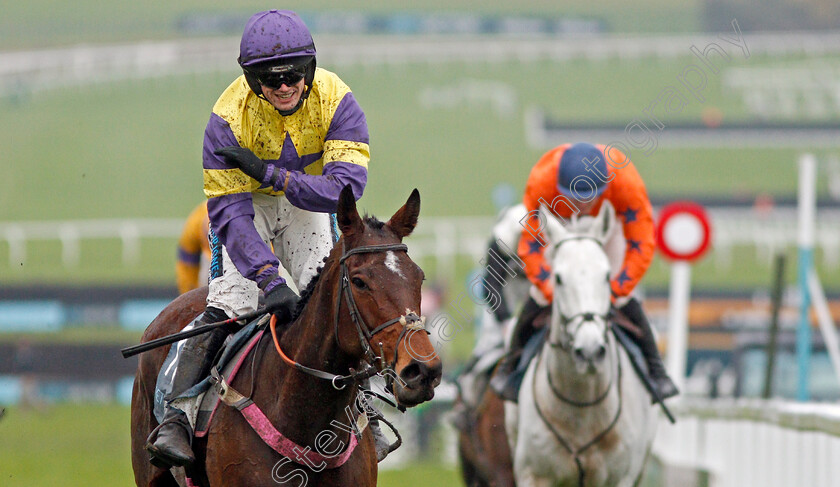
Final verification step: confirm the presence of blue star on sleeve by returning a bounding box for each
[537,266,551,282]
[619,207,638,224]
[527,239,544,255]
[627,239,641,253]
[616,268,632,287]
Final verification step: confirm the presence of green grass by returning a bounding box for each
[0,404,131,486]
[0,327,142,345]
[0,403,671,486]
[2,53,827,224]
[0,1,702,49]
[1,41,837,293]
[0,404,463,486]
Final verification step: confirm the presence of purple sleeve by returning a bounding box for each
[284,163,367,212]
[203,113,282,284]
[206,193,280,282]
[324,92,369,145]
[283,93,369,212]
[203,113,239,170]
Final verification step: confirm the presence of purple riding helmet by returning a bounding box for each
[238,10,317,115]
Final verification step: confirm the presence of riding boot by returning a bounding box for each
[146,307,229,468]
[619,298,679,402]
[489,296,547,402]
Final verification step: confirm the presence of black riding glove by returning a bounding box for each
[263,282,300,325]
[214,146,268,181]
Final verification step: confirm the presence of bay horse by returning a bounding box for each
[131,187,443,486]
[504,202,657,487]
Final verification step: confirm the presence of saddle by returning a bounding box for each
[154,315,268,435]
[154,313,380,473]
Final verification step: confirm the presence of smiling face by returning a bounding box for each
[261,78,306,113]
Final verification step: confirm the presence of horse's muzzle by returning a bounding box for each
[394,358,442,407]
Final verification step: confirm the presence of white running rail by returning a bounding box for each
[654,398,840,487]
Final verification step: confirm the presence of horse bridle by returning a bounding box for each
[546,235,612,352]
[547,311,612,352]
[270,242,427,393]
[335,243,427,380]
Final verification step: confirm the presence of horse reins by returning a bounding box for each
[269,242,426,391]
[532,331,624,487]
[546,317,616,408]
[536,232,622,487]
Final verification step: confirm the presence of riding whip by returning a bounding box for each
[120,306,275,358]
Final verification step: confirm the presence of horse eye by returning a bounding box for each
[351,277,368,290]
[555,274,563,286]
[605,273,611,283]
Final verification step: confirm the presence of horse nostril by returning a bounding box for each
[574,348,586,361]
[596,345,606,360]
[400,362,423,387]
[400,360,442,388]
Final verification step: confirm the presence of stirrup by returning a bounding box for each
[369,412,402,462]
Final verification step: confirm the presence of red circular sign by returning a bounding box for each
[655,202,712,262]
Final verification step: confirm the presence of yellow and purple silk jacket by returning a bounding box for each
[202,68,369,282]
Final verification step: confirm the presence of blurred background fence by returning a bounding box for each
[3,204,840,275]
[6,31,840,99]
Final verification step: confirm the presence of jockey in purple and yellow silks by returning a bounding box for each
[147,10,379,469]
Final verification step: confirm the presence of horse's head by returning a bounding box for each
[540,201,616,374]
[334,186,442,407]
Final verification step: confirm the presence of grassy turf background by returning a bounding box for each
[1,52,838,291]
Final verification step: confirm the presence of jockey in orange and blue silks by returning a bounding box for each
[518,143,655,306]
[490,142,678,404]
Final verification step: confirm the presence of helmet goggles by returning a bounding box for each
[248,63,307,89]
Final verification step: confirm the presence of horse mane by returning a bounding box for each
[290,215,391,320]
[292,258,328,320]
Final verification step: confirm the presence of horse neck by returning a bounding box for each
[253,262,364,442]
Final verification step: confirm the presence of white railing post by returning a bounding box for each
[5,224,25,268]
[120,222,140,266]
[58,222,80,267]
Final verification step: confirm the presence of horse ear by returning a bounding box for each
[539,204,570,245]
[387,189,421,239]
[336,185,364,239]
[589,200,616,243]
